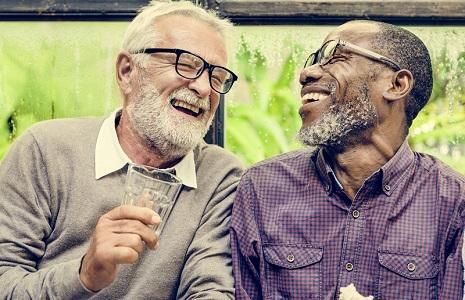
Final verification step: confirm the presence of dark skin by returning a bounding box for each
[299,22,414,200]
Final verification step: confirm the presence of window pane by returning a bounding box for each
[0,22,125,157]
[1,23,465,174]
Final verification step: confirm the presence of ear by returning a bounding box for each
[382,69,414,102]
[116,51,136,95]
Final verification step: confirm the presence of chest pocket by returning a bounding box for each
[263,244,323,300]
[377,250,439,300]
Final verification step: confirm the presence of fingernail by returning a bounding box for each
[151,214,161,224]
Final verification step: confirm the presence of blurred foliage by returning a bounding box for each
[1,27,465,175]
[409,49,465,173]
[0,25,121,158]
[226,36,303,164]
[0,40,52,158]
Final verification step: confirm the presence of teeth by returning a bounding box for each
[302,92,327,102]
[172,100,200,114]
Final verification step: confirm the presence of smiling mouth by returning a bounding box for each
[170,99,203,117]
[301,92,329,104]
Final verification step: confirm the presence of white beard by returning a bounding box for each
[127,85,213,159]
[297,85,377,148]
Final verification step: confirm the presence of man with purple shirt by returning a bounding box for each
[231,20,465,299]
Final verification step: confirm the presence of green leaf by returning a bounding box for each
[226,118,266,165]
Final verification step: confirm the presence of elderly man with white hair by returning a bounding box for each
[0,1,242,299]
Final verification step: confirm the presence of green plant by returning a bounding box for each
[0,24,121,158]
[409,49,465,173]
[225,36,303,165]
[0,41,43,157]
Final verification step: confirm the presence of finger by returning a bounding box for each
[106,205,160,225]
[112,219,159,249]
[113,233,145,254]
[111,246,140,264]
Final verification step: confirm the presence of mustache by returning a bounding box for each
[170,88,210,112]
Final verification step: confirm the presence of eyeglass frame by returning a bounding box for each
[131,47,238,94]
[304,39,401,71]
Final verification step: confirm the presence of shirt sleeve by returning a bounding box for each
[0,131,94,299]
[230,173,265,300]
[176,165,242,300]
[439,199,465,299]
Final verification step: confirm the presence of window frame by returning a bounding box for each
[204,0,465,25]
[2,0,465,24]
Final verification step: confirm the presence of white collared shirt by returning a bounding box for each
[94,109,197,188]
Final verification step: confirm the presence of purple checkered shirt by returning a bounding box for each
[231,141,465,299]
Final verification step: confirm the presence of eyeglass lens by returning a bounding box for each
[176,52,234,93]
[305,40,338,68]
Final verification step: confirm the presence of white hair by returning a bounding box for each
[122,0,233,67]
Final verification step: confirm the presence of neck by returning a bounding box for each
[326,130,405,200]
[116,111,182,169]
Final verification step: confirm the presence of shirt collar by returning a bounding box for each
[313,139,414,196]
[314,147,343,194]
[95,109,197,188]
[379,139,415,195]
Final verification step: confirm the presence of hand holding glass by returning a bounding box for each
[121,164,182,236]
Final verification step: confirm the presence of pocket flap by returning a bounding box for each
[378,250,439,279]
[263,243,323,269]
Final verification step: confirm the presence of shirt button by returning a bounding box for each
[352,210,360,219]
[407,262,416,272]
[345,262,354,272]
[286,254,295,263]
[325,185,330,192]
[384,184,391,191]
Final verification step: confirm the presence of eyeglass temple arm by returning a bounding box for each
[340,41,401,70]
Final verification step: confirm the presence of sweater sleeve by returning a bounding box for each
[176,165,242,300]
[0,131,94,299]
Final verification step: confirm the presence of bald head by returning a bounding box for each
[326,21,379,43]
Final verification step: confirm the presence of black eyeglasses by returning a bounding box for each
[304,39,401,71]
[131,48,238,94]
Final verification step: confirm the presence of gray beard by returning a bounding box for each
[127,85,213,160]
[297,86,377,149]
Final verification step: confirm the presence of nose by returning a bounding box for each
[187,69,212,99]
[299,64,324,86]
